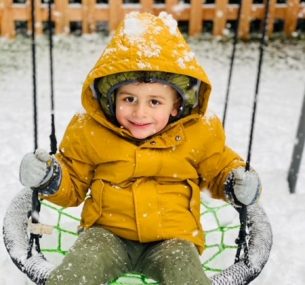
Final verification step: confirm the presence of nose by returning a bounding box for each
[132,102,147,118]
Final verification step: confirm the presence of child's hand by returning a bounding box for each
[19,149,59,192]
[227,168,261,206]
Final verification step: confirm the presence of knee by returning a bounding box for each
[67,227,130,270]
[140,240,210,285]
[146,239,200,268]
[159,239,198,261]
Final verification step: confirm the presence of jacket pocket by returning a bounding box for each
[81,180,104,227]
[187,179,202,231]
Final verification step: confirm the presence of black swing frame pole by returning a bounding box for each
[235,0,271,265]
[222,0,243,128]
[287,87,305,193]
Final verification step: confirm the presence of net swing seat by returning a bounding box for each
[3,187,272,285]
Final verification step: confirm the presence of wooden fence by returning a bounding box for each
[0,0,304,39]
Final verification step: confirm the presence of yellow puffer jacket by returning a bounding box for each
[45,12,244,253]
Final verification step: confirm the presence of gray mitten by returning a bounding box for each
[19,149,61,195]
[226,167,261,206]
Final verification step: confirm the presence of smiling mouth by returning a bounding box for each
[129,121,151,127]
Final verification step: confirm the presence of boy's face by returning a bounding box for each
[115,82,179,139]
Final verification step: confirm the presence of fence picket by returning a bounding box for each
[213,0,228,36]
[141,0,154,13]
[285,0,300,36]
[189,0,202,36]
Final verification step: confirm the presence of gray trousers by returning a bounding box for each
[46,227,211,285]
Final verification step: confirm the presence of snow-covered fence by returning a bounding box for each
[0,0,304,38]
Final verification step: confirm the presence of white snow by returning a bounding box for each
[158,12,178,36]
[123,12,149,40]
[0,34,305,285]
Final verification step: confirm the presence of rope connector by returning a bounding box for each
[28,220,54,235]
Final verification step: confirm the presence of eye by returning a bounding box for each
[123,96,136,104]
[150,99,161,106]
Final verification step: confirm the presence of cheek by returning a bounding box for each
[156,112,171,126]
[116,104,125,115]
[115,105,125,122]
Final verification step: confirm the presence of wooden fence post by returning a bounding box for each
[82,0,89,34]
[141,0,153,13]
[109,0,123,32]
[1,0,14,38]
[213,0,228,37]
[268,0,276,36]
[285,0,300,36]
[0,0,1,34]
[35,0,43,35]
[189,0,202,36]
[82,0,96,34]
[54,0,69,34]
[239,0,251,39]
[165,0,178,14]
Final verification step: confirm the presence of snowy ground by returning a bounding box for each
[0,34,305,284]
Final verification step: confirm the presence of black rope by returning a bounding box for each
[31,0,38,150]
[29,0,42,258]
[235,0,271,265]
[220,0,250,265]
[27,189,42,258]
[222,0,243,127]
[47,0,57,155]
[234,206,248,265]
[28,0,58,259]
[246,0,270,170]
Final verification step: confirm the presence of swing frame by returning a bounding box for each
[3,187,272,285]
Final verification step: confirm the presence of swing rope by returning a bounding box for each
[222,0,243,127]
[31,0,38,150]
[28,0,41,260]
[28,0,57,259]
[246,0,270,170]
[235,0,271,265]
[47,0,57,155]
[221,0,248,266]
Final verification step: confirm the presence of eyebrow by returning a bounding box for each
[117,91,167,100]
[116,90,136,96]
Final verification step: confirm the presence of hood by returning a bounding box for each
[81,11,212,130]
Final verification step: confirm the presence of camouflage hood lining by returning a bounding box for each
[94,71,200,124]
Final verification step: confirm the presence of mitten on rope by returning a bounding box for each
[19,149,61,195]
[225,167,261,206]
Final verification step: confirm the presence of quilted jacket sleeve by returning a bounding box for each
[197,116,245,200]
[42,114,95,207]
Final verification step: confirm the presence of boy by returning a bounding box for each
[20,12,261,285]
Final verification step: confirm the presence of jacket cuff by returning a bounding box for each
[224,172,242,208]
[33,158,62,196]
[224,170,261,208]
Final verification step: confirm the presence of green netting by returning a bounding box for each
[40,195,239,284]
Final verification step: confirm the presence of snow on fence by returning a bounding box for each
[0,0,304,38]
